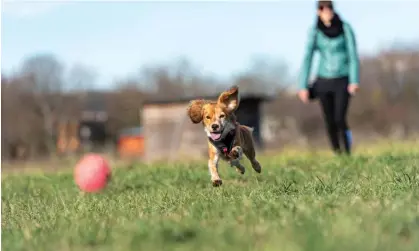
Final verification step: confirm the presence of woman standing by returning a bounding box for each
[298,0,360,155]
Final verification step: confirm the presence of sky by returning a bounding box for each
[2,0,419,89]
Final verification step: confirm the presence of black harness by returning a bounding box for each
[208,128,236,157]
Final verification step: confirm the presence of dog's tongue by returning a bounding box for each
[210,132,221,140]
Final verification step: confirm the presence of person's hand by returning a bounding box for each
[348,84,359,96]
[298,89,309,104]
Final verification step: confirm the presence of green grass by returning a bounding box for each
[2,143,419,251]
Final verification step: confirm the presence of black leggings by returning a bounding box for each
[312,76,352,154]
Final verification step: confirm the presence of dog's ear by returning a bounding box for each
[187,99,206,124]
[217,85,240,113]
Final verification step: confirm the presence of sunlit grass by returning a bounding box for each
[2,140,419,251]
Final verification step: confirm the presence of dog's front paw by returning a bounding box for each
[230,159,245,175]
[212,179,223,187]
[236,167,245,175]
[229,146,243,159]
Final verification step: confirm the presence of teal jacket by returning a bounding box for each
[298,21,360,90]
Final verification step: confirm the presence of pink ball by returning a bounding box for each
[74,153,111,192]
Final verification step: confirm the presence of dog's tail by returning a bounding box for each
[241,125,254,134]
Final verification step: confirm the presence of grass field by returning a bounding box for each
[2,141,419,251]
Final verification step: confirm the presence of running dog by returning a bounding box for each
[186,86,262,187]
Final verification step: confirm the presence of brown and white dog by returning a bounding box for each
[186,86,262,187]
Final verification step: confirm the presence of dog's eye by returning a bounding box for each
[219,114,225,119]
[206,116,211,120]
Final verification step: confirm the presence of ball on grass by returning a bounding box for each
[74,153,111,192]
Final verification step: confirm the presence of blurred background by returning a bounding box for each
[1,1,419,165]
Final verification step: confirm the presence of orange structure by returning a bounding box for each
[117,127,145,157]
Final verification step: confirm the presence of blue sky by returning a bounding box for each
[2,0,419,89]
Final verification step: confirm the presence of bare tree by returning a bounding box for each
[18,54,67,155]
[137,59,215,99]
[2,74,45,159]
[67,63,97,91]
[233,55,291,95]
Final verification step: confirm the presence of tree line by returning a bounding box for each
[2,43,419,160]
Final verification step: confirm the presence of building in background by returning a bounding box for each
[56,92,109,154]
[56,91,146,158]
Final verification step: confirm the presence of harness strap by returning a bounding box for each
[222,147,228,156]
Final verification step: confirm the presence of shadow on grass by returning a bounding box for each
[161,227,198,243]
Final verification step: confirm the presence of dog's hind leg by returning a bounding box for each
[244,147,262,173]
[239,126,262,173]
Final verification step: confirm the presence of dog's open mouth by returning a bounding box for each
[210,131,222,141]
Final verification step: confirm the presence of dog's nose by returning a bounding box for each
[211,124,219,130]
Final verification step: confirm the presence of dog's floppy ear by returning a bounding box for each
[187,99,206,124]
[217,85,240,113]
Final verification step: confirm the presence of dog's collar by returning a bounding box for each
[208,128,236,157]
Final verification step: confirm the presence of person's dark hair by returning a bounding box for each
[317,0,334,11]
